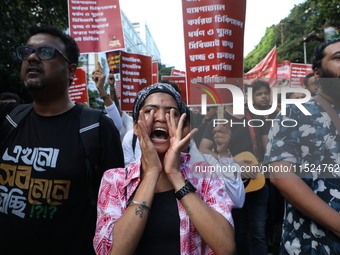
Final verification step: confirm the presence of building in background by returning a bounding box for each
[125,14,161,63]
[83,10,161,91]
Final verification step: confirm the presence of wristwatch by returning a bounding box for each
[175,179,197,200]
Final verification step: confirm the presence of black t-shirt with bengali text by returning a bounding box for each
[0,103,124,255]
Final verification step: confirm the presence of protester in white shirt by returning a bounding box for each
[92,63,133,140]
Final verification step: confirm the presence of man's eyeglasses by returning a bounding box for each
[16,45,71,64]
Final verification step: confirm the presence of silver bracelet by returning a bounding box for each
[127,200,150,211]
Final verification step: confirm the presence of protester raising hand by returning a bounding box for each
[92,62,125,138]
[92,62,107,96]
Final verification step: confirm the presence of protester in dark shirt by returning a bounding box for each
[0,24,124,255]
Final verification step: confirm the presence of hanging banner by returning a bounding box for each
[277,60,291,87]
[244,46,277,88]
[290,63,312,88]
[152,62,159,84]
[120,51,152,111]
[161,76,188,104]
[69,67,89,104]
[182,0,246,106]
[68,0,125,53]
[171,68,186,77]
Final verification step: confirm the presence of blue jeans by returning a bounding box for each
[232,184,269,255]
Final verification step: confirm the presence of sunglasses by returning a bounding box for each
[16,45,71,64]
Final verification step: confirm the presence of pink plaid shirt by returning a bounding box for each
[93,153,234,255]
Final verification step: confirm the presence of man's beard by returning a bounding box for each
[22,63,47,91]
[24,79,46,91]
[318,67,340,101]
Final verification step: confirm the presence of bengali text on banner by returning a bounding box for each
[182,0,246,106]
[68,0,125,53]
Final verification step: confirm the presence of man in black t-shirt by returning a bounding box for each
[249,80,283,254]
[0,24,124,255]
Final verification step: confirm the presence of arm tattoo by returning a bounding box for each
[135,201,148,218]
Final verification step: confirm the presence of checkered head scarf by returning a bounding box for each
[132,83,187,122]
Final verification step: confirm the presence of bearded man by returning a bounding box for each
[264,38,340,254]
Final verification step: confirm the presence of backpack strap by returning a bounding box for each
[79,105,102,206]
[0,104,33,143]
[1,103,102,205]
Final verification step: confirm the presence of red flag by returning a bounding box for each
[244,46,277,87]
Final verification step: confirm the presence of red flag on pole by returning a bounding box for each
[244,46,277,88]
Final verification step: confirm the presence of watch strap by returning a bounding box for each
[175,179,196,200]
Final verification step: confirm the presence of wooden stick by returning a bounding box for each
[94,54,99,69]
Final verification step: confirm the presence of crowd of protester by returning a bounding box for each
[1,23,340,255]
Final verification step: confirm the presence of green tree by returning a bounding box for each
[158,62,173,81]
[0,0,68,103]
[244,26,279,72]
[244,0,340,72]
[304,0,340,34]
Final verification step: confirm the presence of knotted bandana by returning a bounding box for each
[132,83,187,121]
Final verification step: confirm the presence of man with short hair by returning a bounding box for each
[251,80,271,110]
[250,80,283,254]
[250,80,279,121]
[265,38,340,253]
[0,24,124,255]
[303,72,319,96]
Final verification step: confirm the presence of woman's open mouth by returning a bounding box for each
[150,128,169,142]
